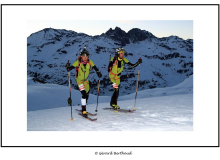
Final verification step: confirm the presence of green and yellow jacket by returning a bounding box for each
[108,56,140,85]
[68,57,100,81]
[108,56,140,76]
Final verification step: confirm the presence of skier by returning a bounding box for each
[108,48,142,110]
[66,48,102,117]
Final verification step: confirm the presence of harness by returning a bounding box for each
[77,80,89,89]
[75,56,91,79]
[109,57,124,80]
[109,60,118,80]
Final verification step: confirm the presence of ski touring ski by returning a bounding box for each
[78,112,97,121]
[102,108,135,113]
[75,109,97,116]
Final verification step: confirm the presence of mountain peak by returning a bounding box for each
[105,26,125,34]
[115,26,122,31]
[43,27,53,31]
[105,27,129,46]
[127,28,155,42]
[129,28,141,31]
[104,27,156,44]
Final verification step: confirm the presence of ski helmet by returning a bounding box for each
[116,47,125,54]
[80,47,90,57]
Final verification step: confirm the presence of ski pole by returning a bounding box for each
[95,78,101,112]
[68,70,74,121]
[133,63,141,111]
[115,60,118,113]
[108,54,111,85]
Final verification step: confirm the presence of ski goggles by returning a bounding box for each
[118,50,125,54]
[81,54,89,57]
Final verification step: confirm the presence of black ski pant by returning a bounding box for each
[110,85,120,106]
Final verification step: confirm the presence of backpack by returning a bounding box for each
[108,56,124,72]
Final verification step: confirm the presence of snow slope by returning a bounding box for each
[27,75,193,131]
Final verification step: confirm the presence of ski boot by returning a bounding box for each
[111,104,120,110]
[82,111,88,118]
[81,105,88,117]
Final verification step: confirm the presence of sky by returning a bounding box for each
[27,20,193,40]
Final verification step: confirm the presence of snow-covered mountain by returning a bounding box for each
[27,27,193,96]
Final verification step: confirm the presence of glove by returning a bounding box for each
[138,58,142,64]
[66,62,71,71]
[66,62,70,68]
[97,71,102,78]
[67,67,71,72]
[66,66,74,72]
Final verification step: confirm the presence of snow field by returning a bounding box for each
[27,76,193,131]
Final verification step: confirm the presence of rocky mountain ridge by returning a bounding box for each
[27,27,193,96]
